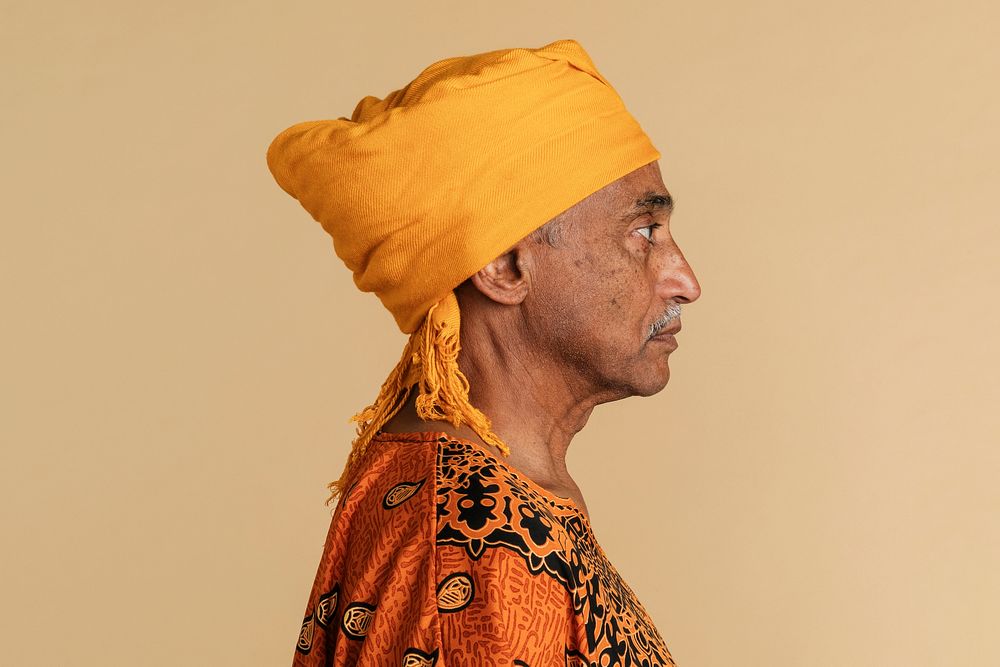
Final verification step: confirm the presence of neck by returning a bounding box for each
[458,316,597,490]
[381,298,624,514]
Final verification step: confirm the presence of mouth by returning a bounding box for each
[648,320,682,341]
[648,331,679,350]
[647,303,684,342]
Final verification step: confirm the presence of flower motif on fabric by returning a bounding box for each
[296,613,315,654]
[436,572,475,613]
[315,585,339,628]
[341,602,376,640]
[383,479,425,509]
[402,647,440,666]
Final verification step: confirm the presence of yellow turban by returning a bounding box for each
[266,39,659,501]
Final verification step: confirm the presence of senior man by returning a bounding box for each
[268,39,700,667]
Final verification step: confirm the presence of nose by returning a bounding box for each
[654,240,701,305]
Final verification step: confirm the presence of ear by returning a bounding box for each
[469,244,531,305]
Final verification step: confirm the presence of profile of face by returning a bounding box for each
[515,161,701,399]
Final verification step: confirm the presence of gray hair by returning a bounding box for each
[528,214,569,247]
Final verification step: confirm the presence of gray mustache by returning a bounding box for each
[647,303,682,339]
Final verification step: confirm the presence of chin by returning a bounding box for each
[598,351,672,399]
[628,367,672,397]
[634,379,670,397]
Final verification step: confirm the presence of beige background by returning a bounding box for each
[2,0,997,665]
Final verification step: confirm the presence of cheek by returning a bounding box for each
[594,253,646,314]
[536,246,646,331]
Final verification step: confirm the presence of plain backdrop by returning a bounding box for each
[2,1,998,665]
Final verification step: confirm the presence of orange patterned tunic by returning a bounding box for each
[293,431,677,666]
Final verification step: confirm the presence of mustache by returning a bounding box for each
[647,303,683,339]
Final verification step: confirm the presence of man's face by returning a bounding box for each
[524,161,701,399]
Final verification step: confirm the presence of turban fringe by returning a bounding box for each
[333,291,508,502]
[265,40,659,503]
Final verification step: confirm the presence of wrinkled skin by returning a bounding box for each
[513,160,700,400]
[383,160,701,511]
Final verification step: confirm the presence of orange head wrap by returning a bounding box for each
[266,39,660,501]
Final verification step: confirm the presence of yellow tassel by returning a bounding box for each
[326,291,509,505]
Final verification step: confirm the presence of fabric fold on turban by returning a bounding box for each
[266,39,660,502]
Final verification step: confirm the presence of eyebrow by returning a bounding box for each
[620,191,674,222]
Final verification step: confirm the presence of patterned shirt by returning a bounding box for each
[293,431,677,666]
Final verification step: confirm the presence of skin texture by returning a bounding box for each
[381,161,701,516]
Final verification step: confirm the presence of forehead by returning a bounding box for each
[568,161,673,222]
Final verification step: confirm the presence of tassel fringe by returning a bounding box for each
[326,291,509,505]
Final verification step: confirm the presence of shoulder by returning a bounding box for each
[316,433,442,585]
[341,433,438,510]
[294,434,441,664]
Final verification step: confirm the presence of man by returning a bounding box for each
[268,39,700,667]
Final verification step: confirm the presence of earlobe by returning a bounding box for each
[470,247,530,305]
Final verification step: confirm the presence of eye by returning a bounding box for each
[636,223,661,243]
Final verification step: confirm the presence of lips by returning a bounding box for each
[653,321,682,337]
